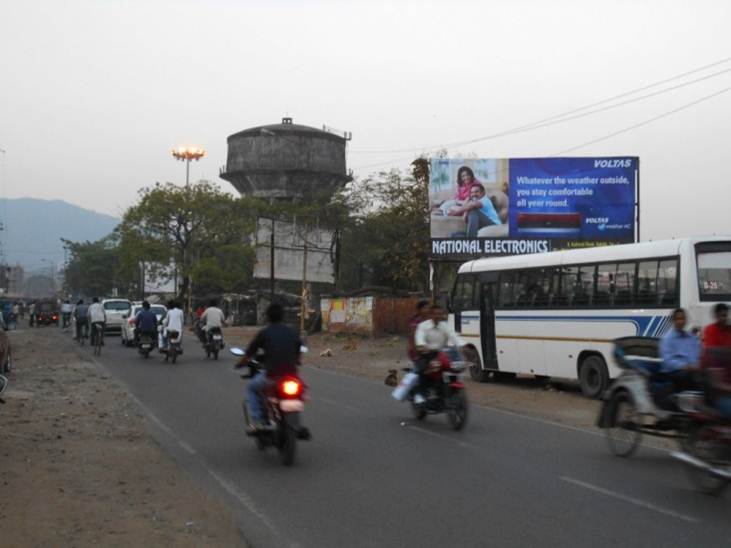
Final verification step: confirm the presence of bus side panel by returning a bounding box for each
[459,308,482,351]
[493,319,518,372]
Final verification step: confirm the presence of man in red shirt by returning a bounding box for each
[703,303,731,348]
[702,303,731,418]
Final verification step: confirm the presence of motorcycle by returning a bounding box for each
[670,364,731,496]
[597,336,692,457]
[394,349,469,431]
[138,332,156,359]
[230,347,310,466]
[205,327,224,360]
[160,328,182,364]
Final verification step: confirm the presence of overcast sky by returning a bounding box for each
[1,0,729,241]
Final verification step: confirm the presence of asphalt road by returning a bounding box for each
[75,331,731,548]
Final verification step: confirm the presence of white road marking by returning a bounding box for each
[80,347,294,547]
[559,476,699,523]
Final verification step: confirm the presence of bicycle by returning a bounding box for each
[77,322,89,347]
[91,322,104,356]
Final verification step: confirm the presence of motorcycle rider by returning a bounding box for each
[235,302,303,432]
[413,304,464,405]
[88,297,107,346]
[162,300,184,350]
[73,299,89,341]
[200,298,227,346]
[134,301,159,345]
[659,308,701,393]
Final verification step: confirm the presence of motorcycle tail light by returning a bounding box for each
[281,379,302,397]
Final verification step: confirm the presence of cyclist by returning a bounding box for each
[88,297,107,347]
[73,300,89,342]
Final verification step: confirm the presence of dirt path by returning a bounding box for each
[0,328,247,548]
[225,327,601,430]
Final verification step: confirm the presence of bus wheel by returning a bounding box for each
[464,347,492,383]
[579,355,608,399]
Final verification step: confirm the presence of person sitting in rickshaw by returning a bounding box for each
[659,308,701,393]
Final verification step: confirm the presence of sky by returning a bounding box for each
[0,0,730,241]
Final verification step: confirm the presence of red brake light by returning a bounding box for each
[281,379,301,397]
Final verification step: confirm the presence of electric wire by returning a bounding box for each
[350,56,731,159]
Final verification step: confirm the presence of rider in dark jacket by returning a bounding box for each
[236,303,302,430]
[134,301,158,344]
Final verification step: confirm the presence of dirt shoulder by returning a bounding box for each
[225,327,601,430]
[0,328,246,548]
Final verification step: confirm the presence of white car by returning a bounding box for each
[121,303,168,347]
[101,299,132,334]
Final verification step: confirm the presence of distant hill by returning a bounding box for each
[0,198,120,272]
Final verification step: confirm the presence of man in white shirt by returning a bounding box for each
[88,297,107,346]
[162,300,185,346]
[201,299,226,331]
[413,304,465,403]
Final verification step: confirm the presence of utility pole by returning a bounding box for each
[300,228,308,338]
[270,218,275,299]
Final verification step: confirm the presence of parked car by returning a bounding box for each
[101,299,132,334]
[35,300,59,326]
[120,302,167,347]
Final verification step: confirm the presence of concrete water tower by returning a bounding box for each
[219,117,352,202]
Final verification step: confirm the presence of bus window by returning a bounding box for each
[614,262,636,306]
[556,266,578,307]
[514,272,532,308]
[498,272,516,308]
[595,263,616,306]
[453,274,476,311]
[573,266,594,306]
[697,250,731,301]
[637,260,658,305]
[658,259,679,306]
[533,268,554,307]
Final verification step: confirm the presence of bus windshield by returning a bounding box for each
[697,247,731,300]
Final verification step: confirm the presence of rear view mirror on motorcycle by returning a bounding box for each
[230,347,246,357]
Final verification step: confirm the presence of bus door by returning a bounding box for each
[453,274,480,345]
[479,275,499,370]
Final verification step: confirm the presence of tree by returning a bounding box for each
[62,236,124,297]
[115,182,255,310]
[335,158,431,292]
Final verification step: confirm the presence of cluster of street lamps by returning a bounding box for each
[171,146,206,185]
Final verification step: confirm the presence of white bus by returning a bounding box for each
[450,237,731,397]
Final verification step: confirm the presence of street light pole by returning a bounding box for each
[171,145,206,318]
[172,146,206,186]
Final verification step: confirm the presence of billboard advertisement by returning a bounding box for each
[253,218,335,284]
[429,157,638,257]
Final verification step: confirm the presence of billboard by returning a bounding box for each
[253,218,335,284]
[429,157,638,257]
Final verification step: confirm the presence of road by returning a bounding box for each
[82,333,730,548]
